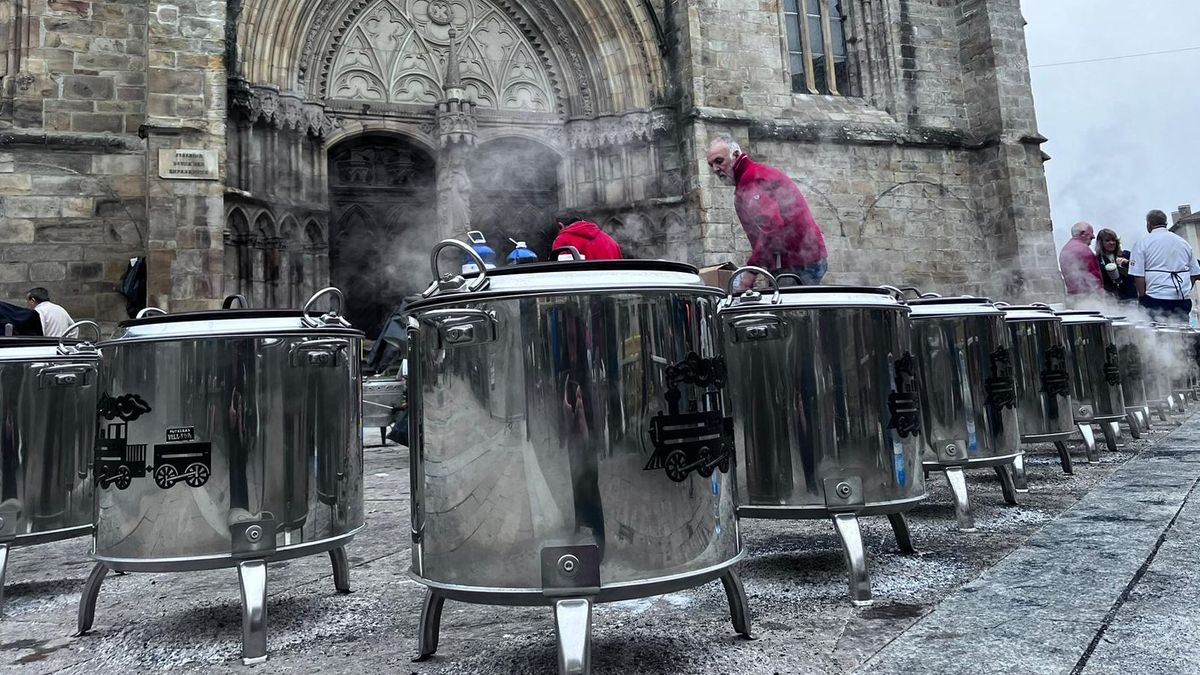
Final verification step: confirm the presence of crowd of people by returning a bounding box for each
[1059,210,1200,323]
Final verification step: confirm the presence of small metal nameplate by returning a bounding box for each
[166,426,195,442]
[158,149,218,180]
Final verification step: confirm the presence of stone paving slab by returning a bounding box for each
[858,422,1200,675]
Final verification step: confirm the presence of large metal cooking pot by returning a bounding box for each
[1153,324,1194,415]
[907,295,1022,531]
[0,323,100,608]
[1108,317,1150,438]
[406,242,751,675]
[75,289,364,665]
[718,271,924,606]
[998,305,1076,477]
[1056,311,1125,458]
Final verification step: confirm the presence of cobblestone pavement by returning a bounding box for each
[1,412,1197,674]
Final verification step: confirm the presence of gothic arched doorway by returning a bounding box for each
[328,134,438,336]
[469,137,561,261]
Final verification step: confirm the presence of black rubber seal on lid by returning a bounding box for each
[907,296,994,305]
[1053,310,1105,317]
[0,337,74,348]
[777,284,896,296]
[477,258,698,278]
[119,308,307,328]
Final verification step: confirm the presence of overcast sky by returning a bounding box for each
[1023,0,1200,253]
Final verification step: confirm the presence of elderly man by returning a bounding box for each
[1058,222,1103,303]
[1129,209,1200,322]
[707,135,827,289]
[25,287,75,337]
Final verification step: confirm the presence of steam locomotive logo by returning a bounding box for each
[985,347,1017,412]
[1041,345,1070,397]
[1103,344,1122,386]
[94,392,212,491]
[888,353,921,439]
[644,353,735,483]
[1119,344,1143,382]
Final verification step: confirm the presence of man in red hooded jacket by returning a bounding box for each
[552,213,623,260]
[707,135,828,290]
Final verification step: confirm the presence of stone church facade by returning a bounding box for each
[0,0,1061,333]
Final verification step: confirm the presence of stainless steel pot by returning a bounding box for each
[1056,311,1125,458]
[76,289,364,665]
[1153,324,1193,415]
[0,323,100,609]
[719,271,924,606]
[1108,317,1150,438]
[998,305,1076,476]
[1138,323,1172,421]
[907,295,1022,531]
[406,241,751,675]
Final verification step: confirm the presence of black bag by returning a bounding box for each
[386,408,409,446]
[116,257,147,319]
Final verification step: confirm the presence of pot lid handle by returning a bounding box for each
[898,286,923,299]
[993,301,1010,307]
[136,307,167,318]
[57,320,101,355]
[223,294,249,309]
[423,239,490,297]
[879,285,907,304]
[551,245,583,261]
[726,266,782,305]
[302,287,352,328]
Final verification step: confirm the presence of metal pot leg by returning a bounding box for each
[1078,424,1099,464]
[1126,412,1143,439]
[329,546,351,593]
[1101,421,1120,453]
[237,559,268,666]
[886,512,917,554]
[719,568,754,639]
[830,512,872,606]
[415,588,446,661]
[74,562,110,636]
[553,597,593,675]
[0,543,8,613]
[1053,441,1075,475]
[1141,406,1152,429]
[1010,453,1029,492]
[1159,403,1170,422]
[943,466,976,532]
[995,465,1019,505]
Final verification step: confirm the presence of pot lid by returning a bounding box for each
[720,284,908,312]
[0,322,101,361]
[907,296,1003,318]
[104,289,364,343]
[1054,310,1111,325]
[410,240,715,310]
[997,304,1061,323]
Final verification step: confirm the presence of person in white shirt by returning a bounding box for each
[1128,209,1200,323]
[25,287,76,337]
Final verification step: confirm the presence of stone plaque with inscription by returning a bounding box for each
[158,148,219,180]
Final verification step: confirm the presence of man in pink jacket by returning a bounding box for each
[1058,221,1103,302]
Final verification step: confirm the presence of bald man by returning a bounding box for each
[1058,221,1103,301]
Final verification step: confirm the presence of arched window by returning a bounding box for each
[784,0,853,96]
[224,209,251,298]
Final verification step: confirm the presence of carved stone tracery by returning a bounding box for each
[326,0,557,113]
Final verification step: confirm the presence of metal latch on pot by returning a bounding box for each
[541,544,601,598]
[230,511,277,558]
[729,313,789,343]
[425,309,498,349]
[36,363,94,389]
[823,476,865,511]
[289,339,349,368]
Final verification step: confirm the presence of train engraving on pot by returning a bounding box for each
[888,352,922,440]
[1041,345,1071,398]
[644,353,734,483]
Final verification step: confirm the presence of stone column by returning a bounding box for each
[435,29,477,241]
[144,0,228,312]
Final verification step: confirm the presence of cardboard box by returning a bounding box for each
[699,261,739,290]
